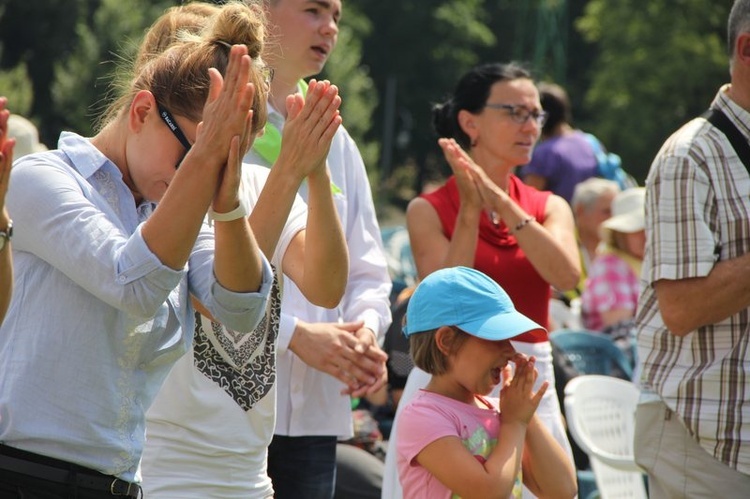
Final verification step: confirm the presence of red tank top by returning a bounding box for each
[421,175,551,342]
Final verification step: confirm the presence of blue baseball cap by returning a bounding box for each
[403,266,544,340]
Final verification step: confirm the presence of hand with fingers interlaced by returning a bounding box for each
[288,319,388,396]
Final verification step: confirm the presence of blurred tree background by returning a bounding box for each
[0,0,732,218]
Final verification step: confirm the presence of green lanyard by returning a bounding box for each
[253,81,307,164]
[252,80,342,195]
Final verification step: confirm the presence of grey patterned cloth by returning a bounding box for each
[193,270,281,411]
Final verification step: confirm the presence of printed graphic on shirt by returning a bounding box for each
[193,272,281,411]
[452,426,523,499]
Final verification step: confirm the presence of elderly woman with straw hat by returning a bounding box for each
[581,187,646,333]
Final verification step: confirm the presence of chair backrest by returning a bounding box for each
[380,225,417,300]
[564,375,648,499]
[550,329,633,379]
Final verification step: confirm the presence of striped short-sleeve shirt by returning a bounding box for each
[636,84,750,474]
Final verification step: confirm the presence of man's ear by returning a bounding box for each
[129,90,156,134]
[434,325,455,356]
[457,109,477,144]
[736,33,750,66]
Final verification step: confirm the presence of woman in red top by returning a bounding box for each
[404,62,580,499]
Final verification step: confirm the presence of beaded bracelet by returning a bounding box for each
[510,216,535,235]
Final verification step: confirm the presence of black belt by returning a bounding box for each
[0,445,140,497]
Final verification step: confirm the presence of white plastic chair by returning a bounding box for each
[564,375,648,499]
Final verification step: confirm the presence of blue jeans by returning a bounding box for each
[268,435,337,499]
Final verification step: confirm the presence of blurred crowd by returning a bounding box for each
[1,1,750,499]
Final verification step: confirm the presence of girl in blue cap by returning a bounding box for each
[396,267,577,499]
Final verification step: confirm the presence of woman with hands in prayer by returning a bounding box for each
[131,3,349,497]
[401,62,579,499]
[0,5,272,497]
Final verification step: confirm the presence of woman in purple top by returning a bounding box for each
[521,83,599,203]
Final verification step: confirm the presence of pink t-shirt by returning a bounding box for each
[396,390,523,499]
[581,252,640,331]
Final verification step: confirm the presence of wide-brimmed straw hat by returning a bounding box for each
[600,187,645,237]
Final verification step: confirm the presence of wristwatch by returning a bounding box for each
[0,220,13,252]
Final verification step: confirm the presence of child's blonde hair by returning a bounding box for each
[409,326,469,375]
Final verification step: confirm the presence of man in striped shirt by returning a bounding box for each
[634,1,750,497]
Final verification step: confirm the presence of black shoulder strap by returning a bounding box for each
[701,108,750,172]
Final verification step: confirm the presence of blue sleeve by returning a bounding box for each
[8,157,183,319]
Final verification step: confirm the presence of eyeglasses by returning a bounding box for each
[484,103,548,127]
[157,104,192,168]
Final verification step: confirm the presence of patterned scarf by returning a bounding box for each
[193,268,281,411]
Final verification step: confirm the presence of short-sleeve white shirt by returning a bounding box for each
[142,164,306,498]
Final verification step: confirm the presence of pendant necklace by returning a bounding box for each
[490,211,501,227]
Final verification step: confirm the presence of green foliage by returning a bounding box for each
[0,64,33,117]
[577,0,729,183]
[433,1,495,52]
[0,0,176,143]
[358,0,495,203]
[52,22,104,136]
[53,0,177,136]
[0,0,81,145]
[0,0,738,201]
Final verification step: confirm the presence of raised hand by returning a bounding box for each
[439,138,517,218]
[500,354,547,426]
[212,134,246,216]
[0,97,15,215]
[438,138,482,212]
[275,79,342,182]
[191,45,256,213]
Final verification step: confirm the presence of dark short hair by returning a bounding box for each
[432,62,532,149]
[538,82,571,136]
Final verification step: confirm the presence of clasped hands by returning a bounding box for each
[438,137,512,220]
[190,44,259,215]
[500,353,548,426]
[275,79,343,184]
[289,319,388,398]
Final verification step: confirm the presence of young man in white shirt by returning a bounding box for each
[244,1,392,498]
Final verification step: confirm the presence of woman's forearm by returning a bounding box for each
[213,217,265,293]
[248,165,304,260]
[142,150,224,271]
[495,194,580,291]
[297,167,348,308]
